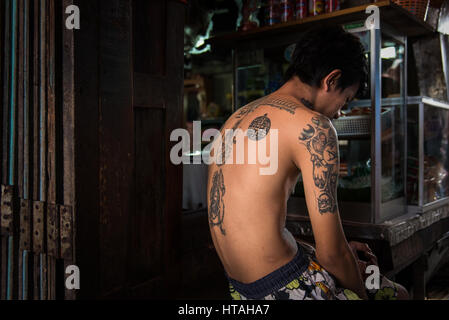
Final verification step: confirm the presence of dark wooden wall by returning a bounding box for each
[1,0,186,299]
[72,0,185,298]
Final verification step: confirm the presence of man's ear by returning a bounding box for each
[323,70,342,92]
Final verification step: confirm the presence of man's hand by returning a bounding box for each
[348,241,378,281]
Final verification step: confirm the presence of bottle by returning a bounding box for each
[325,0,340,13]
[266,0,281,26]
[309,0,324,16]
[280,0,294,23]
[295,0,308,19]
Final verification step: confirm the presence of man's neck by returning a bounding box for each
[273,77,320,113]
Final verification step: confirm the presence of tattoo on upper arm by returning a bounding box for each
[298,116,339,214]
[209,169,226,235]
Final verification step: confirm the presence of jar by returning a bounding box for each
[295,0,308,19]
[309,0,324,16]
[325,0,340,13]
[280,0,294,22]
[266,0,281,25]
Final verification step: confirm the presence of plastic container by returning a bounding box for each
[295,0,308,19]
[309,0,325,16]
[266,0,281,25]
[280,0,295,22]
[325,0,340,13]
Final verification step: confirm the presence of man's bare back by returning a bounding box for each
[207,92,324,284]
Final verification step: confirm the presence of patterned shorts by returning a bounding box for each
[227,242,398,300]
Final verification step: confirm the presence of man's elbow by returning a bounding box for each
[315,246,353,271]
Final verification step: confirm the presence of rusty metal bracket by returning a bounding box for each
[32,201,45,253]
[1,185,15,236]
[59,205,73,260]
[46,203,59,258]
[19,199,31,251]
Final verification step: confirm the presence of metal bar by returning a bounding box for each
[440,34,449,100]
[7,0,19,300]
[232,48,237,113]
[22,0,31,300]
[1,1,12,301]
[348,96,404,108]
[39,0,47,300]
[418,102,424,207]
[62,0,76,300]
[0,0,4,301]
[370,26,382,224]
[46,0,56,300]
[23,0,30,201]
[17,0,23,200]
[17,0,25,300]
[19,198,31,299]
[403,37,408,214]
[2,0,11,186]
[31,0,41,300]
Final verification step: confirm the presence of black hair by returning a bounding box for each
[284,25,368,98]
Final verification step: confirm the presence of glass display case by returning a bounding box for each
[233,21,409,224]
[206,1,435,225]
[407,96,449,211]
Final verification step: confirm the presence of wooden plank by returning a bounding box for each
[31,0,41,300]
[39,0,46,203]
[46,0,56,300]
[9,0,20,300]
[32,200,44,299]
[0,237,6,299]
[98,0,133,296]
[39,0,47,300]
[1,185,13,299]
[0,0,5,301]
[32,0,40,202]
[131,108,164,286]
[21,0,32,300]
[2,0,11,185]
[61,0,75,300]
[60,204,74,299]
[1,185,19,300]
[19,198,31,299]
[163,0,185,293]
[17,0,24,199]
[17,0,25,300]
[71,0,99,299]
[46,203,58,299]
[46,0,55,205]
[23,0,30,201]
[1,185,14,236]
[62,0,75,207]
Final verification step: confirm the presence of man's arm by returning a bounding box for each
[292,115,368,300]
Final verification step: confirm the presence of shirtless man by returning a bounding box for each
[207,26,407,300]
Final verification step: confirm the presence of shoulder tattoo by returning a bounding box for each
[298,116,339,215]
[209,169,226,235]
